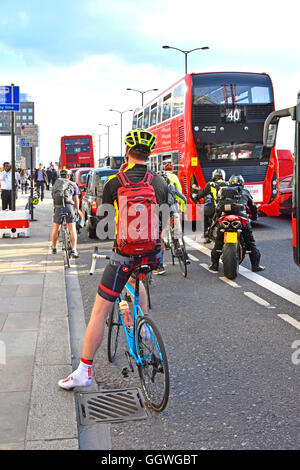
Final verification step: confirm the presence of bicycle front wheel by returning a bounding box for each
[137,316,169,412]
[107,300,121,363]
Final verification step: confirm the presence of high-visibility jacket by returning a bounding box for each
[166,172,185,212]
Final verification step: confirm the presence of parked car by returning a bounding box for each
[82,167,118,239]
[279,174,293,216]
[74,167,93,207]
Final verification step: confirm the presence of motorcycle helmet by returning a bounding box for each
[60,169,71,178]
[229,175,245,187]
[212,168,226,181]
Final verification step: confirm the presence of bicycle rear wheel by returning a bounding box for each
[107,299,121,363]
[65,227,71,268]
[137,316,169,412]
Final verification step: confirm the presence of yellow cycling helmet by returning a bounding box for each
[124,129,156,153]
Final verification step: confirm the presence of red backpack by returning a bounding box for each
[116,169,160,256]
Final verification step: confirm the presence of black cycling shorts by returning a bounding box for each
[98,251,158,302]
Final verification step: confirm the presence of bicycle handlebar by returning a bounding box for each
[89,247,111,275]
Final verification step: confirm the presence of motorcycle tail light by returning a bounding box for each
[91,201,97,214]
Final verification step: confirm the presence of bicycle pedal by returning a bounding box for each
[122,367,129,378]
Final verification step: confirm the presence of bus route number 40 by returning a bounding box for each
[226,108,242,122]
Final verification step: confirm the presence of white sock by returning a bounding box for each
[58,359,93,390]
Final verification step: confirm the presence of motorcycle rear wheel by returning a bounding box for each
[223,243,239,280]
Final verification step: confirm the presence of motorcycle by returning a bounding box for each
[218,213,248,280]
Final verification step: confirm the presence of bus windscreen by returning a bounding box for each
[192,73,273,106]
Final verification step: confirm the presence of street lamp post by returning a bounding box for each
[162,45,209,74]
[92,133,107,165]
[109,109,133,155]
[98,123,118,158]
[126,88,159,107]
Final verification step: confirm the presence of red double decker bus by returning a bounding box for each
[132,72,279,220]
[60,135,95,169]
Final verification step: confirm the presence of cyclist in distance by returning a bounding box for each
[58,129,169,389]
[156,163,190,274]
[51,168,81,258]
[192,168,228,243]
[209,174,265,273]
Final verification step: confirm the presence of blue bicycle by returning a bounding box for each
[90,249,169,412]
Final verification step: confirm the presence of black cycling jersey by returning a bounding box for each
[101,163,169,255]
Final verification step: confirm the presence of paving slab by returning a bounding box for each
[0,442,25,450]
[0,285,18,297]
[0,331,38,357]
[0,356,34,391]
[25,439,78,450]
[3,312,40,331]
[0,274,44,286]
[26,365,78,442]
[16,284,43,297]
[0,392,30,444]
[0,312,7,330]
[0,296,41,313]
[35,317,71,365]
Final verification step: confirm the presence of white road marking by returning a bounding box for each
[244,291,275,308]
[188,254,199,262]
[200,263,218,273]
[185,235,300,309]
[278,314,300,331]
[219,277,240,288]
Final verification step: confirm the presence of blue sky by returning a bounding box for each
[0,0,300,164]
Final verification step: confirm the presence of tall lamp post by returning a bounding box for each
[98,123,117,157]
[126,88,159,107]
[109,109,133,155]
[92,133,107,165]
[162,45,209,74]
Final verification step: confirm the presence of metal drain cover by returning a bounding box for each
[77,387,150,425]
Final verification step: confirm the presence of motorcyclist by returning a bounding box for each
[192,168,228,242]
[209,174,265,273]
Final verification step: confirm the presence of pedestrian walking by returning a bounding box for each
[0,162,14,210]
[20,169,29,194]
[34,163,48,201]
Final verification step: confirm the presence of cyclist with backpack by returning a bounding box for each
[51,169,81,258]
[192,168,228,243]
[58,129,169,390]
[209,174,265,273]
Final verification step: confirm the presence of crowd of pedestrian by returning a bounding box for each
[0,161,58,210]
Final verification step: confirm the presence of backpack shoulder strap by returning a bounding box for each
[116,171,130,187]
[142,168,154,185]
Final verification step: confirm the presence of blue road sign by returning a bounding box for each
[0,85,20,111]
[21,138,30,147]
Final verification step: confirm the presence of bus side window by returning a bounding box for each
[162,93,172,121]
[157,98,162,124]
[137,112,143,129]
[150,103,158,126]
[172,152,179,174]
[172,83,184,117]
[132,114,138,129]
[143,107,150,128]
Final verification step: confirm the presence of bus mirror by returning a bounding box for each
[263,107,295,147]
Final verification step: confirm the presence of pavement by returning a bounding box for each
[0,192,78,450]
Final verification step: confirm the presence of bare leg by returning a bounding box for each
[51,223,60,248]
[82,294,113,360]
[68,222,77,250]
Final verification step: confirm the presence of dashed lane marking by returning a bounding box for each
[185,236,300,309]
[188,254,199,262]
[200,263,218,274]
[277,314,300,331]
[244,291,275,308]
[219,277,240,288]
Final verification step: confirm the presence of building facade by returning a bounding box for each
[0,94,38,168]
